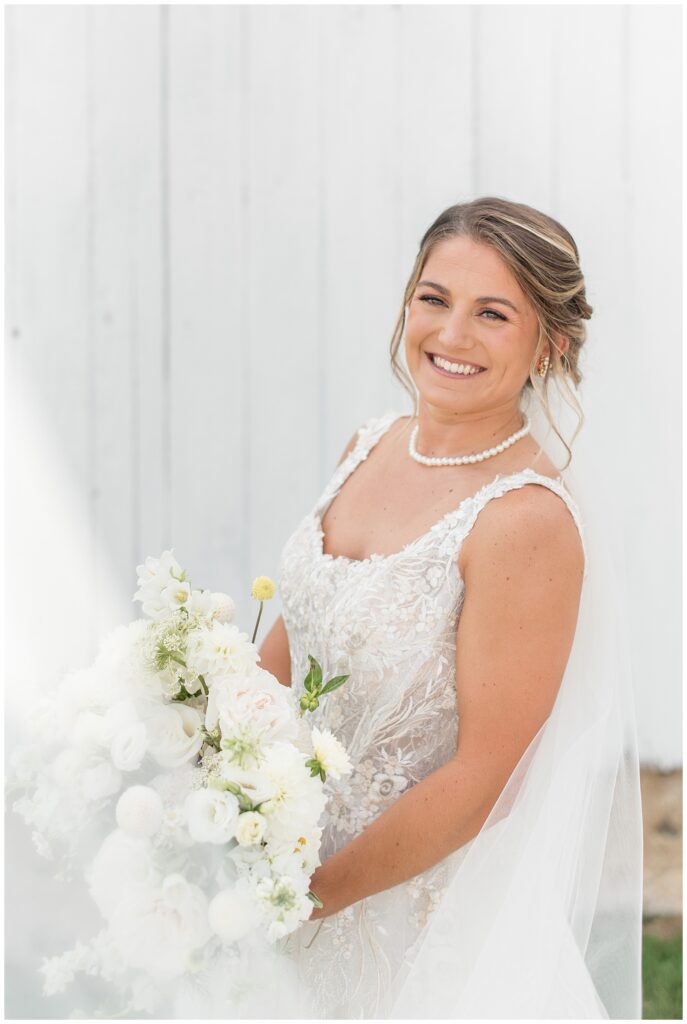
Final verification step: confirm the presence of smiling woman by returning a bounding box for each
[276,196,642,1019]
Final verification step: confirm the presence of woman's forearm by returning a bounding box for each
[307,754,497,920]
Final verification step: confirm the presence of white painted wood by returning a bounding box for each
[5,4,681,769]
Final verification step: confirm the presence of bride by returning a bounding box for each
[259,197,643,1019]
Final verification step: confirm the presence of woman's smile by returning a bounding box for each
[424,350,488,380]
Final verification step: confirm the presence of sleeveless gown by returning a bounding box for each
[275,409,586,1019]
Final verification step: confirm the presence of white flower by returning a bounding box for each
[185,589,215,618]
[134,551,187,620]
[369,770,408,802]
[310,727,352,780]
[259,743,326,842]
[208,883,259,944]
[185,787,240,844]
[205,669,298,745]
[145,704,204,768]
[87,830,161,919]
[216,761,277,809]
[160,578,192,613]
[210,592,236,624]
[110,721,147,772]
[252,874,312,941]
[235,810,267,846]
[186,622,259,680]
[116,786,164,838]
[109,873,212,978]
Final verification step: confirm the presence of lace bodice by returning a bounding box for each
[276,409,587,1018]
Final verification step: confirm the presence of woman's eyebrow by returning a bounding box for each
[416,280,519,313]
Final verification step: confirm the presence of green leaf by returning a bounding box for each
[307,655,323,691]
[320,674,349,696]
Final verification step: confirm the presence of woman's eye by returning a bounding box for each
[418,295,505,321]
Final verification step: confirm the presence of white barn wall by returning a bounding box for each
[5,4,681,768]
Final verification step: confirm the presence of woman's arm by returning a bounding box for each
[308,485,585,919]
[258,614,292,688]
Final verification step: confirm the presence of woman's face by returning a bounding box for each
[404,235,544,414]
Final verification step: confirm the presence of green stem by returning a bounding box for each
[251,601,264,645]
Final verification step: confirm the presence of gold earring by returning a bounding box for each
[536,354,550,378]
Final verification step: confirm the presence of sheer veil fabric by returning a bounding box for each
[385,386,643,1019]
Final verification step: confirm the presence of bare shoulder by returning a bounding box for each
[458,481,585,587]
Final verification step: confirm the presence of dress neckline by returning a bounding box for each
[309,411,566,568]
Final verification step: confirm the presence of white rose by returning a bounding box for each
[116,786,164,838]
[206,669,298,744]
[235,810,268,846]
[310,727,352,780]
[146,705,203,768]
[208,884,259,944]
[185,787,240,844]
[111,721,147,772]
[210,592,236,624]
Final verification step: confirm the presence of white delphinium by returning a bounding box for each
[251,870,313,942]
[145,704,204,768]
[185,621,259,680]
[185,588,214,618]
[134,549,186,620]
[309,726,353,781]
[184,788,240,844]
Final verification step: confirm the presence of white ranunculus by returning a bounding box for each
[185,787,240,844]
[235,810,268,846]
[185,621,259,680]
[111,721,147,772]
[145,704,204,768]
[81,759,123,802]
[116,785,164,838]
[310,726,352,780]
[210,592,236,624]
[87,830,161,919]
[205,669,298,744]
[208,884,259,944]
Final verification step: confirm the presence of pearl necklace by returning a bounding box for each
[408,415,531,466]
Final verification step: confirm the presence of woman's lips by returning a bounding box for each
[425,351,487,379]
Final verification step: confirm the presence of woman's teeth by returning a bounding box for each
[430,353,484,376]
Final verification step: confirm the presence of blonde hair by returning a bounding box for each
[390,197,592,469]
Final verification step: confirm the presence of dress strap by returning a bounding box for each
[451,468,589,581]
[313,409,406,515]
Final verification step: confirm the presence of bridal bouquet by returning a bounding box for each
[9,550,352,1016]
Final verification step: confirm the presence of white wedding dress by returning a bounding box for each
[275,409,593,1019]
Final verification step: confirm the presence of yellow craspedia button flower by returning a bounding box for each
[251,576,276,601]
